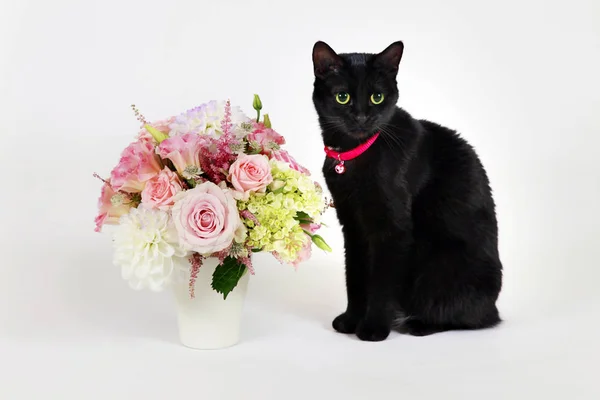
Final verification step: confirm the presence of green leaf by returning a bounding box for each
[294,211,329,227]
[251,248,262,253]
[295,211,313,226]
[211,257,247,300]
[295,211,311,221]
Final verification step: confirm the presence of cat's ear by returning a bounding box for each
[312,41,343,78]
[374,41,404,73]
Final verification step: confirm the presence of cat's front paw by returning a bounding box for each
[332,312,361,334]
[356,319,391,342]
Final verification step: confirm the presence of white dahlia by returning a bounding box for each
[113,207,189,291]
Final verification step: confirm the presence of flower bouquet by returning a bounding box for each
[94,96,331,348]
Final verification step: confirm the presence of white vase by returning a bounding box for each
[171,257,250,349]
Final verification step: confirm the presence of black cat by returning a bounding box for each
[312,41,503,341]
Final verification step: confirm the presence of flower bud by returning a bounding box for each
[311,234,332,252]
[252,94,263,111]
[144,124,169,143]
[263,114,272,128]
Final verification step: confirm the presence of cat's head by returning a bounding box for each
[312,41,404,144]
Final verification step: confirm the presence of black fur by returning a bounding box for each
[312,41,503,341]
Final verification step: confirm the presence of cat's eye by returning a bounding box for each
[335,92,351,105]
[370,93,385,104]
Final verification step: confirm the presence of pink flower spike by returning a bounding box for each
[221,100,233,136]
[197,135,239,184]
[92,172,109,184]
[240,210,260,226]
[189,253,203,299]
[271,251,285,265]
[211,244,233,264]
[241,255,255,275]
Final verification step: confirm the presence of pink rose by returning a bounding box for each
[158,133,204,177]
[94,180,133,232]
[172,182,241,255]
[141,167,183,210]
[110,139,163,192]
[228,154,273,200]
[270,149,311,176]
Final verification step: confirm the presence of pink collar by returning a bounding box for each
[324,132,380,174]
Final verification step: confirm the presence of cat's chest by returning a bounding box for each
[323,158,377,197]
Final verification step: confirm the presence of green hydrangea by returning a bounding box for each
[238,160,326,262]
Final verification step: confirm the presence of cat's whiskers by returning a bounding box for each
[377,124,407,151]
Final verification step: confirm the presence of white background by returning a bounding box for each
[1,0,599,398]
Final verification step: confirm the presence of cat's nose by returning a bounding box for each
[356,115,367,124]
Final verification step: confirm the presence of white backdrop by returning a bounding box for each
[1,0,599,398]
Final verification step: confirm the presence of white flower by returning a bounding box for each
[297,175,314,194]
[113,207,189,291]
[234,223,248,243]
[168,100,249,137]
